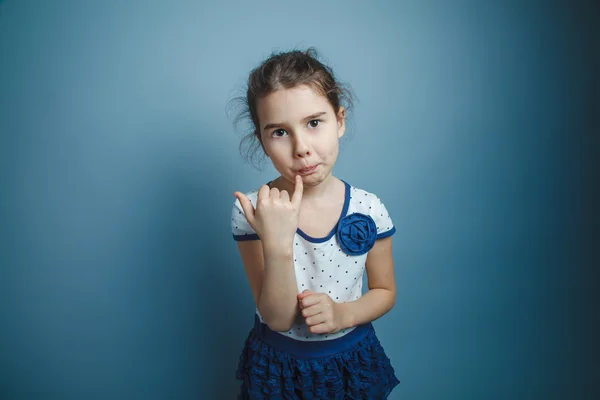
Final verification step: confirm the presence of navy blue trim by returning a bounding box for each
[244,179,350,244]
[296,179,351,243]
[253,314,371,359]
[233,233,260,241]
[376,226,396,240]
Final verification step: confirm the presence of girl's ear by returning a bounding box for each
[336,106,346,139]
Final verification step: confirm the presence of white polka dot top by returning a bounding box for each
[231,180,395,341]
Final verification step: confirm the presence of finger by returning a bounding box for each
[257,184,270,202]
[280,190,290,202]
[298,290,316,310]
[234,192,255,225]
[298,291,309,309]
[291,175,303,207]
[305,313,327,327]
[270,187,280,197]
[309,322,332,334]
[298,289,313,300]
[301,304,322,318]
[300,293,321,308]
[298,299,310,310]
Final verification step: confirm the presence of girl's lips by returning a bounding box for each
[298,165,317,175]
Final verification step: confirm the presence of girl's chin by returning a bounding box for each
[297,173,330,187]
[277,168,330,187]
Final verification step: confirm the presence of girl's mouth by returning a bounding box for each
[298,165,317,175]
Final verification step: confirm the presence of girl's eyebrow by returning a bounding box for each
[263,111,327,131]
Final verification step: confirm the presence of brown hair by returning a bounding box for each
[229,47,355,169]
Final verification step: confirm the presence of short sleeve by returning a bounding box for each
[231,196,260,241]
[371,197,395,239]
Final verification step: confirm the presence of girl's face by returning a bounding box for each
[256,85,345,188]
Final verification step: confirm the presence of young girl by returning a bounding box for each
[230,48,400,399]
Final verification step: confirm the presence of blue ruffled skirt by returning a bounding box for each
[236,315,400,399]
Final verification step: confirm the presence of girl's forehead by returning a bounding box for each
[257,85,331,122]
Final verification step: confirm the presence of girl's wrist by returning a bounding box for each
[262,240,293,258]
[338,302,356,330]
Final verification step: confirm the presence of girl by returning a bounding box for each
[230,48,400,399]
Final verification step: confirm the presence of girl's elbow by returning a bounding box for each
[268,321,293,332]
[262,316,293,332]
[258,307,294,332]
[388,288,397,310]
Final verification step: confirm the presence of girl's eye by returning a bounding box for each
[308,120,320,128]
[272,129,288,137]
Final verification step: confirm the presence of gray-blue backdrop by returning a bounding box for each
[1,0,598,399]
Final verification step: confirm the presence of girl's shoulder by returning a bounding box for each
[232,180,277,215]
[344,182,385,209]
[343,181,395,238]
[231,187,261,240]
[347,183,378,198]
[231,187,260,216]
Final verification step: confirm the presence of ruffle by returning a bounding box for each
[336,213,377,256]
[236,327,400,399]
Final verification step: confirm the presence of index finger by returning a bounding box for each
[301,293,322,308]
[297,289,313,301]
[291,175,303,206]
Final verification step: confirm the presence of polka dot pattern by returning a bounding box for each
[231,182,395,341]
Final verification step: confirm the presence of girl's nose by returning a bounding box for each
[294,135,311,158]
[296,147,311,157]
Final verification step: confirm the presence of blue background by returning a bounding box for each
[1,0,598,399]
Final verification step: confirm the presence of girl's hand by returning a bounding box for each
[234,175,303,247]
[298,290,346,334]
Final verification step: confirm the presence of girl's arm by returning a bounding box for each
[235,177,304,332]
[237,239,299,332]
[339,236,397,328]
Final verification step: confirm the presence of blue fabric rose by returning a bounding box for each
[336,213,377,256]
